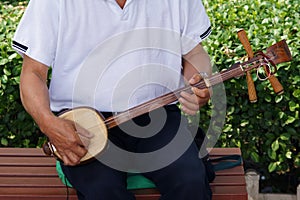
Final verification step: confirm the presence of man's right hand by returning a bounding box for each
[42,115,94,166]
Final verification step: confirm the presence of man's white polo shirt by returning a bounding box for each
[13,0,211,112]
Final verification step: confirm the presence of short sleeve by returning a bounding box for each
[180,0,212,55]
[12,0,59,66]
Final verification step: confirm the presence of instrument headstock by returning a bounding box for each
[240,39,292,79]
[265,39,292,64]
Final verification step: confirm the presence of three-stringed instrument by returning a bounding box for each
[43,39,292,164]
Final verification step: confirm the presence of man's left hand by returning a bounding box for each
[179,74,211,115]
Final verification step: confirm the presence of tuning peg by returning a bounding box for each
[237,29,284,99]
[237,29,257,103]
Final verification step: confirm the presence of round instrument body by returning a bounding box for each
[54,107,108,163]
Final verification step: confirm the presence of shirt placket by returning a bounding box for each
[106,0,133,21]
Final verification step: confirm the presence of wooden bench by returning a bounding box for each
[0,147,247,200]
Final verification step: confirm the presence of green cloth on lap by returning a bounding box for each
[56,161,156,190]
[126,173,156,190]
[56,160,73,188]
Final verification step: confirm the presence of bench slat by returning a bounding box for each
[210,175,246,186]
[0,157,54,166]
[0,186,247,200]
[0,177,65,187]
[0,195,78,200]
[0,148,45,157]
[0,148,248,200]
[131,185,248,200]
[0,166,57,177]
[208,148,241,156]
[0,167,244,177]
[0,187,76,195]
[0,174,245,187]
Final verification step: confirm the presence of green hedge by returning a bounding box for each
[0,1,45,148]
[201,0,299,193]
[0,0,299,193]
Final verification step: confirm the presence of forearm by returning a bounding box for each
[20,55,55,134]
[179,44,212,115]
[182,43,212,81]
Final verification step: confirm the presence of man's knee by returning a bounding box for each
[78,183,134,200]
[175,171,208,190]
[160,177,212,200]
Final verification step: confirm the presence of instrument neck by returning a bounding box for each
[104,62,244,129]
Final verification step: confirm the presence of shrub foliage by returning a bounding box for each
[0,1,45,148]
[201,0,299,192]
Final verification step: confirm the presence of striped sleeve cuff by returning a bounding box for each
[12,41,28,54]
[200,26,212,40]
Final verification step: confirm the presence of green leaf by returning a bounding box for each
[279,141,287,150]
[286,151,292,159]
[285,116,296,124]
[240,120,248,127]
[295,157,300,167]
[286,127,297,135]
[3,68,11,76]
[223,124,232,132]
[279,133,290,141]
[275,95,283,103]
[293,89,300,98]
[266,133,275,139]
[278,112,285,119]
[268,149,277,160]
[271,140,279,151]
[8,53,17,60]
[289,101,299,112]
[0,58,9,66]
[268,162,278,173]
[1,138,8,146]
[264,95,272,103]
[250,152,260,162]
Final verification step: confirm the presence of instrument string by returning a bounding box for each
[104,64,246,129]
[91,57,262,130]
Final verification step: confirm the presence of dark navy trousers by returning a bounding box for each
[61,105,212,200]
